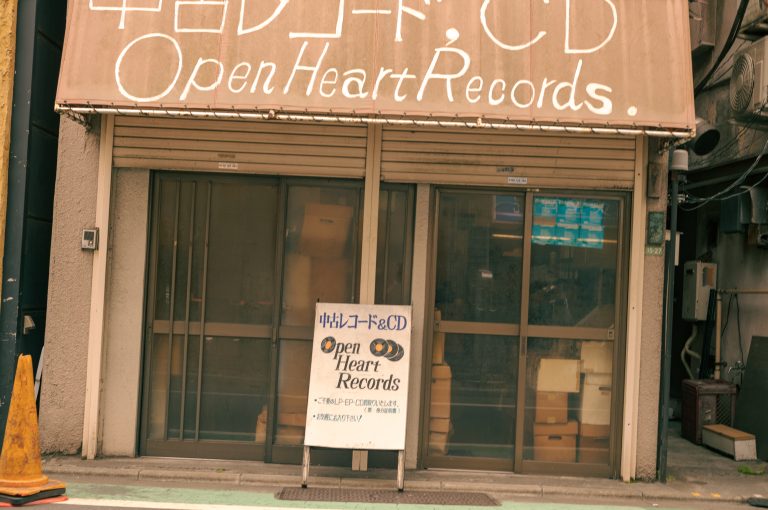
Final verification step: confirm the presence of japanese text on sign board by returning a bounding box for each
[305,303,411,450]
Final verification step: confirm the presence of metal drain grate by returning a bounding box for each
[277,487,500,506]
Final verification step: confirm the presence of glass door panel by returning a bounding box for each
[375,186,414,307]
[428,333,519,460]
[435,192,524,323]
[522,195,622,474]
[274,183,362,456]
[280,185,360,328]
[523,338,613,466]
[143,175,277,459]
[428,190,524,469]
[428,190,625,475]
[145,176,416,464]
[529,197,619,329]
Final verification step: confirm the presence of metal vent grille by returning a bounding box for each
[731,53,755,114]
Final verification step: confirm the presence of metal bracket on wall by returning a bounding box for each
[647,163,662,199]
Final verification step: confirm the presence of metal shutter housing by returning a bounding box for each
[112,116,369,178]
[380,127,637,189]
[113,117,637,190]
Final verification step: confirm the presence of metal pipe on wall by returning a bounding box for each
[658,150,685,482]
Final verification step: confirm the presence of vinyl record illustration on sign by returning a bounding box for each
[370,338,388,357]
[384,340,401,360]
[388,346,405,362]
[321,336,336,353]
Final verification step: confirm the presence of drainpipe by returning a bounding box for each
[657,149,686,482]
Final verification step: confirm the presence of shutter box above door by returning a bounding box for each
[113,116,369,178]
[380,127,637,190]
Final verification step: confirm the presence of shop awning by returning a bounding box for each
[56,0,695,137]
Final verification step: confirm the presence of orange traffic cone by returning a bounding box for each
[0,355,65,505]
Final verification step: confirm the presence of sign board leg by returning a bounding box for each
[397,450,405,492]
[301,446,310,488]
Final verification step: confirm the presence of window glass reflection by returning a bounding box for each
[529,198,619,328]
[435,193,524,323]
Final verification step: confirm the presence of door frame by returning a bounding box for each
[420,187,631,477]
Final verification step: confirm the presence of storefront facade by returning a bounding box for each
[39,0,694,481]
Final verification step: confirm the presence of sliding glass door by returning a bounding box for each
[426,189,627,477]
[141,173,414,463]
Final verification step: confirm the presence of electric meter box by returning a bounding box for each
[682,261,717,321]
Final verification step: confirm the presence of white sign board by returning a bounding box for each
[305,303,411,451]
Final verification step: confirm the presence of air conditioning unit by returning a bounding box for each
[730,37,768,116]
[744,0,768,29]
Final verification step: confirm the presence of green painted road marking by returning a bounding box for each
[64,483,693,510]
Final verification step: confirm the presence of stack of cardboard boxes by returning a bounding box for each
[429,316,452,454]
[276,202,354,443]
[533,358,581,462]
[578,342,613,464]
[275,341,312,444]
[282,203,354,326]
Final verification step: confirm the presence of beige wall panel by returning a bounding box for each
[39,116,101,454]
[405,184,430,469]
[635,139,668,480]
[100,168,150,457]
[112,117,368,177]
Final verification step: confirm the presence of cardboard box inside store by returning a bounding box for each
[282,254,352,325]
[537,358,580,393]
[432,364,452,380]
[535,391,568,424]
[429,432,449,454]
[430,401,451,419]
[578,436,609,464]
[430,363,452,419]
[256,406,268,443]
[534,420,579,437]
[433,311,446,364]
[282,253,312,325]
[278,412,307,427]
[299,203,353,258]
[431,379,451,404]
[310,257,352,303]
[278,342,311,414]
[581,423,610,438]
[580,341,613,374]
[580,373,612,426]
[275,425,305,445]
[430,418,451,434]
[533,434,577,463]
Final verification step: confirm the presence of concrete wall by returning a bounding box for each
[100,168,149,457]
[0,0,17,286]
[690,205,768,375]
[634,140,669,480]
[39,116,100,454]
[715,234,768,369]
